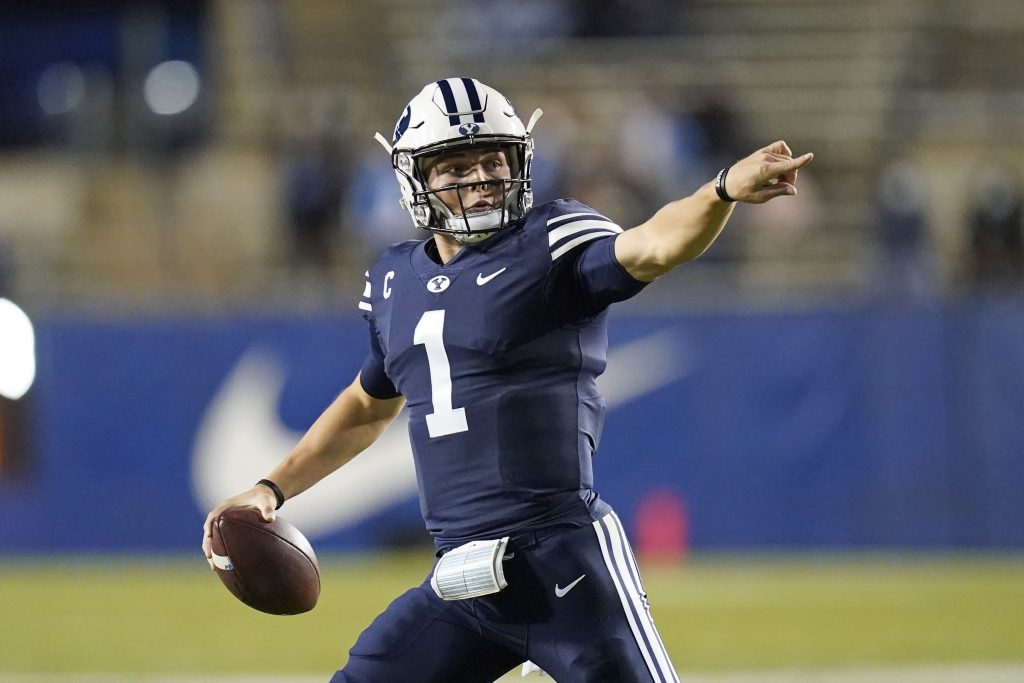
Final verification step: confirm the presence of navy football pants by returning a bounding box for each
[330,511,680,683]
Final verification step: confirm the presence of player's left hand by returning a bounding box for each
[723,141,814,204]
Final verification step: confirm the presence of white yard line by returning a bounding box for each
[2,663,1024,683]
[677,663,1024,682]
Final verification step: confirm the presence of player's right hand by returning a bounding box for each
[201,486,277,570]
[723,140,814,204]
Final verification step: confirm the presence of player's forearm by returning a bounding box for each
[264,378,404,501]
[615,182,733,282]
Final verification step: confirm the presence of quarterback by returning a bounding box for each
[203,77,813,682]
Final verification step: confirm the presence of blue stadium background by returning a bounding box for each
[3,299,1021,553]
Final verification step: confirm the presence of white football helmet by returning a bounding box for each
[375,78,542,243]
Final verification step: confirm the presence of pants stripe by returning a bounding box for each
[607,512,682,683]
[601,515,677,683]
[593,517,663,682]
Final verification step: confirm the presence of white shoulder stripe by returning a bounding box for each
[550,230,620,261]
[358,301,373,312]
[548,219,622,246]
[547,211,610,227]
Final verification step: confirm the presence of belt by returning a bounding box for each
[436,523,582,557]
[508,522,584,551]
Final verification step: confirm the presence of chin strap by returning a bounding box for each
[444,207,504,239]
[449,230,496,245]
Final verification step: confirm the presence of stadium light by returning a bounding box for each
[36,62,86,116]
[0,298,36,400]
[143,60,201,116]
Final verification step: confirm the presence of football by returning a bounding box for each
[209,506,320,615]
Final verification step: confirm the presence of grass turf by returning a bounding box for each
[0,552,1021,676]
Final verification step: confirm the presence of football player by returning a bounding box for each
[203,77,813,682]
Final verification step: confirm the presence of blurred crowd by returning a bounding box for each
[281,87,750,268]
[1,0,1022,311]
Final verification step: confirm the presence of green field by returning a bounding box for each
[1,552,1022,680]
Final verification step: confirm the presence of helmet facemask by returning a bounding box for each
[401,140,534,243]
[421,178,521,243]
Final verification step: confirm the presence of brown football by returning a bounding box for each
[209,507,320,615]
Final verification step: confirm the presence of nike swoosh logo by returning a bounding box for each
[476,267,507,285]
[554,574,586,598]
[191,349,416,538]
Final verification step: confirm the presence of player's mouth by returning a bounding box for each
[466,200,498,214]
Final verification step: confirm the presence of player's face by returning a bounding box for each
[425,147,512,216]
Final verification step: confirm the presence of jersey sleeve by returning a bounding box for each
[542,200,648,321]
[356,269,401,399]
[359,323,400,399]
[546,202,624,261]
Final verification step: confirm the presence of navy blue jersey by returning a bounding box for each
[357,199,647,546]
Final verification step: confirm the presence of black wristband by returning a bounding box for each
[714,167,736,203]
[256,478,285,510]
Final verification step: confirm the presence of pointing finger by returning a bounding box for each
[766,153,813,179]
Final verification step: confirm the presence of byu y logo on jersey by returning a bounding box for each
[427,275,451,293]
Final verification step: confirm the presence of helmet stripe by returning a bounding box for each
[460,77,486,123]
[435,79,461,126]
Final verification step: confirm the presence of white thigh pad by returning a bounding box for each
[430,537,510,600]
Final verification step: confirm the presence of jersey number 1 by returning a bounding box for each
[414,310,469,438]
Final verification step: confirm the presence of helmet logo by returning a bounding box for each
[458,122,481,136]
[393,105,412,143]
[426,275,451,293]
